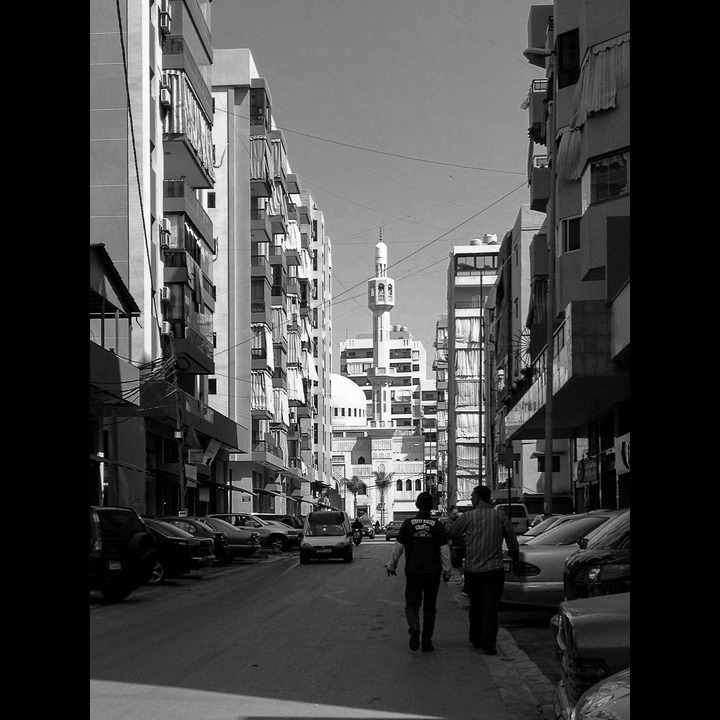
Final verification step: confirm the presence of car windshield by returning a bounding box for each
[146,519,193,538]
[584,510,630,550]
[96,508,145,535]
[496,505,527,518]
[202,517,240,534]
[308,512,345,526]
[305,524,345,536]
[522,516,563,536]
[523,515,610,546]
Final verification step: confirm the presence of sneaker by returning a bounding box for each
[409,628,420,651]
[421,641,434,652]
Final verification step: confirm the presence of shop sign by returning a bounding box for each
[614,433,630,475]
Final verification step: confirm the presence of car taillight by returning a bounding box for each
[513,561,541,577]
[90,510,102,556]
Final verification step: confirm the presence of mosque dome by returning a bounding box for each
[330,373,368,427]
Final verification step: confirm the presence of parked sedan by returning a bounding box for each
[563,509,630,601]
[384,520,404,541]
[501,510,626,608]
[208,513,298,552]
[159,516,230,562]
[552,592,630,719]
[194,516,260,559]
[144,518,215,584]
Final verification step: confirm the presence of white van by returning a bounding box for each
[493,503,531,534]
[299,510,353,564]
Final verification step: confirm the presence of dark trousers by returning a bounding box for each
[463,568,505,651]
[404,573,441,641]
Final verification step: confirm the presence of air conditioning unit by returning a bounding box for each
[162,321,172,335]
[160,286,171,302]
[160,88,171,107]
[162,217,171,236]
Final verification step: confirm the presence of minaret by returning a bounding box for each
[367,228,396,427]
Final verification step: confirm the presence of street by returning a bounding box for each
[90,539,559,720]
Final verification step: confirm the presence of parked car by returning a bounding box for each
[518,513,589,545]
[208,512,298,551]
[552,592,630,719]
[494,502,531,534]
[384,520,404,541]
[159,516,230,562]
[299,510,353,563]
[90,506,157,602]
[563,509,630,601]
[501,510,626,608]
[568,667,630,720]
[254,513,305,533]
[194,516,260,559]
[143,518,215,584]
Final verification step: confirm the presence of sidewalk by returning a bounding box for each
[444,573,557,720]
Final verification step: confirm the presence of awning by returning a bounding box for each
[258,488,299,502]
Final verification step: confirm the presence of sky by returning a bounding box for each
[212,0,548,375]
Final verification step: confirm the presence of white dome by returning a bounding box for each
[330,373,367,427]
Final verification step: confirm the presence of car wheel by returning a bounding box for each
[127,532,158,580]
[269,535,285,553]
[99,582,133,603]
[148,560,166,585]
[299,552,310,564]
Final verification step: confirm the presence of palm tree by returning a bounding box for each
[344,475,365,518]
[372,470,395,527]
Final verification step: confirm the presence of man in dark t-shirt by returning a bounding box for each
[386,492,452,652]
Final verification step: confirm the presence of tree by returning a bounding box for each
[344,475,365,518]
[372,470,395,527]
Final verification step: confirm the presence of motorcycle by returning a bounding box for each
[352,528,362,546]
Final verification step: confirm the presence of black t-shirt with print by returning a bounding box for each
[396,511,448,575]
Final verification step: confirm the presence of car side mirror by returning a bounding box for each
[577,538,589,550]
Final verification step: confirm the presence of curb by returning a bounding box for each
[445,574,557,720]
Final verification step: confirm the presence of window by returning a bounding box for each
[209,378,217,395]
[396,479,402,491]
[560,217,581,252]
[207,192,216,209]
[590,152,630,204]
[415,478,422,491]
[537,455,561,473]
[557,29,580,88]
[406,479,412,491]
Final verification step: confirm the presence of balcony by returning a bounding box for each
[287,173,301,195]
[251,208,273,244]
[529,162,551,212]
[250,137,272,197]
[504,300,630,441]
[251,255,273,285]
[527,79,548,145]
[252,438,285,470]
[164,180,214,250]
[268,244,286,267]
[162,320,214,375]
[251,296,271,324]
[141,383,248,452]
[251,347,272,372]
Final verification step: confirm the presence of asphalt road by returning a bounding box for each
[91,539,560,719]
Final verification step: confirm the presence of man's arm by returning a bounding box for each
[502,516,520,561]
[386,540,405,575]
[446,515,466,540]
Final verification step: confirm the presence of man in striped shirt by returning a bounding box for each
[447,485,520,655]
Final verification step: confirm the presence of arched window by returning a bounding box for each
[396,479,402,491]
[388,283,393,297]
[415,478,422,491]
[357,456,365,464]
[405,479,412,491]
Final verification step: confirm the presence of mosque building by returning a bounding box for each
[331,233,438,525]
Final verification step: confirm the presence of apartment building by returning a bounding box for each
[209,49,332,516]
[91,0,251,516]
[90,3,332,518]
[441,235,501,509]
[498,1,630,513]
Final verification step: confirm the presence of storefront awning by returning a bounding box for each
[258,488,298,502]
